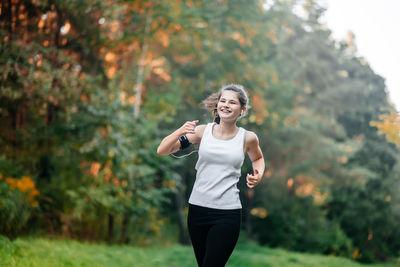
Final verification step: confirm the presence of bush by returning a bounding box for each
[0,174,39,238]
[326,180,400,263]
[252,195,353,257]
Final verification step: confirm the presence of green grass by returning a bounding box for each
[1,236,399,267]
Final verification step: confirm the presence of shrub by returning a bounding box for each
[326,180,400,263]
[252,195,353,257]
[0,173,39,238]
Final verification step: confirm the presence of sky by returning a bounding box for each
[320,0,400,112]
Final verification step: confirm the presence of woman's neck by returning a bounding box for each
[216,121,238,135]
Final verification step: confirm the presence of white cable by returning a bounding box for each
[170,150,199,159]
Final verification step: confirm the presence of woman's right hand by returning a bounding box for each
[178,120,199,135]
[157,120,199,155]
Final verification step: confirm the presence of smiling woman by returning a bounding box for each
[157,84,265,267]
[203,84,249,125]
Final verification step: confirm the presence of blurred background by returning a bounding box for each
[1,0,400,264]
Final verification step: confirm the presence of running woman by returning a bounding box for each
[157,84,265,267]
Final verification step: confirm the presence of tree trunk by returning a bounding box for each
[133,9,152,118]
[7,0,12,40]
[176,183,191,245]
[287,177,295,196]
[120,213,130,244]
[246,189,254,240]
[108,214,114,243]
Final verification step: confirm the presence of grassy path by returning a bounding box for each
[1,237,399,267]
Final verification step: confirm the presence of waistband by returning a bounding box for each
[189,203,241,214]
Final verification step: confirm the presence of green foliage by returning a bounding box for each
[1,0,400,263]
[252,192,353,257]
[0,181,34,239]
[327,179,400,263]
[0,0,182,244]
[35,87,181,243]
[0,157,39,239]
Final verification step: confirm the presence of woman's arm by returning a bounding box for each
[245,131,265,188]
[156,120,204,155]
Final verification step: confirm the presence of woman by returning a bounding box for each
[157,84,265,267]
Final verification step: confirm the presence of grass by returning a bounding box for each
[1,236,399,267]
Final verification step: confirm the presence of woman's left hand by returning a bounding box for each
[246,169,262,189]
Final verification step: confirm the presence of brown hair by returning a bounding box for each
[202,84,250,124]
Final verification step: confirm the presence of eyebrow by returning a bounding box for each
[220,97,238,102]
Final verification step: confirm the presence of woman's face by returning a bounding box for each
[217,90,244,122]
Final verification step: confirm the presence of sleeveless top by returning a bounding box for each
[188,122,246,209]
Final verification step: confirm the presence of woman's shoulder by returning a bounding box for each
[243,129,260,153]
[197,122,215,130]
[189,124,208,143]
[244,129,259,144]
[196,124,208,132]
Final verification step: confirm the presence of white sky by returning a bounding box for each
[320,0,400,112]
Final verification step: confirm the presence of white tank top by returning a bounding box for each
[189,122,246,209]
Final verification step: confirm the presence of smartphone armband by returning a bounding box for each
[179,135,192,150]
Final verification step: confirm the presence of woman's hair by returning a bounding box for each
[202,84,250,124]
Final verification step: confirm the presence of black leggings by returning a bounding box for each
[187,204,241,267]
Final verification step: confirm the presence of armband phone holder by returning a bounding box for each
[171,135,197,158]
[179,135,192,150]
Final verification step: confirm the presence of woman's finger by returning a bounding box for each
[188,120,198,127]
[246,177,256,184]
[247,175,258,183]
[182,120,198,131]
[184,125,196,134]
[247,178,259,188]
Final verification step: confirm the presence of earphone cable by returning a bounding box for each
[170,150,199,159]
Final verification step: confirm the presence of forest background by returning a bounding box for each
[1,0,400,264]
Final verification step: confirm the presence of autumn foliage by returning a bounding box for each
[0,0,399,263]
[370,112,400,147]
